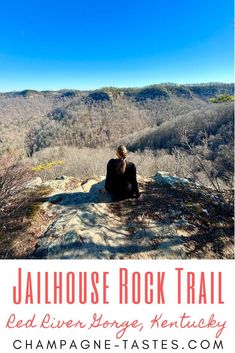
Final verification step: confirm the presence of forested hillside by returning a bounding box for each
[0,82,233,189]
[0,83,233,156]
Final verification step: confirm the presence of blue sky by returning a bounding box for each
[0,0,233,91]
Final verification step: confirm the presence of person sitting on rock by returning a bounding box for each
[104,145,143,201]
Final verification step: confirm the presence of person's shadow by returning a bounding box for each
[45,180,113,207]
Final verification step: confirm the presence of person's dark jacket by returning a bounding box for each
[105,159,140,199]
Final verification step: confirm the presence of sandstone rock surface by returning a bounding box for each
[28,174,234,259]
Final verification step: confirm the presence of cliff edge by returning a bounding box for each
[18,172,233,260]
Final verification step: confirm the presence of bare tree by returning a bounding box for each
[0,154,32,234]
[181,128,222,192]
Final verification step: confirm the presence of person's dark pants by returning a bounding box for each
[109,183,134,201]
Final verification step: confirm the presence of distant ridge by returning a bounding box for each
[0,82,233,95]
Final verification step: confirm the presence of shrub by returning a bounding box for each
[209,95,234,103]
[0,154,32,236]
[32,160,64,172]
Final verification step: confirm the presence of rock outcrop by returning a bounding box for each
[25,172,234,260]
